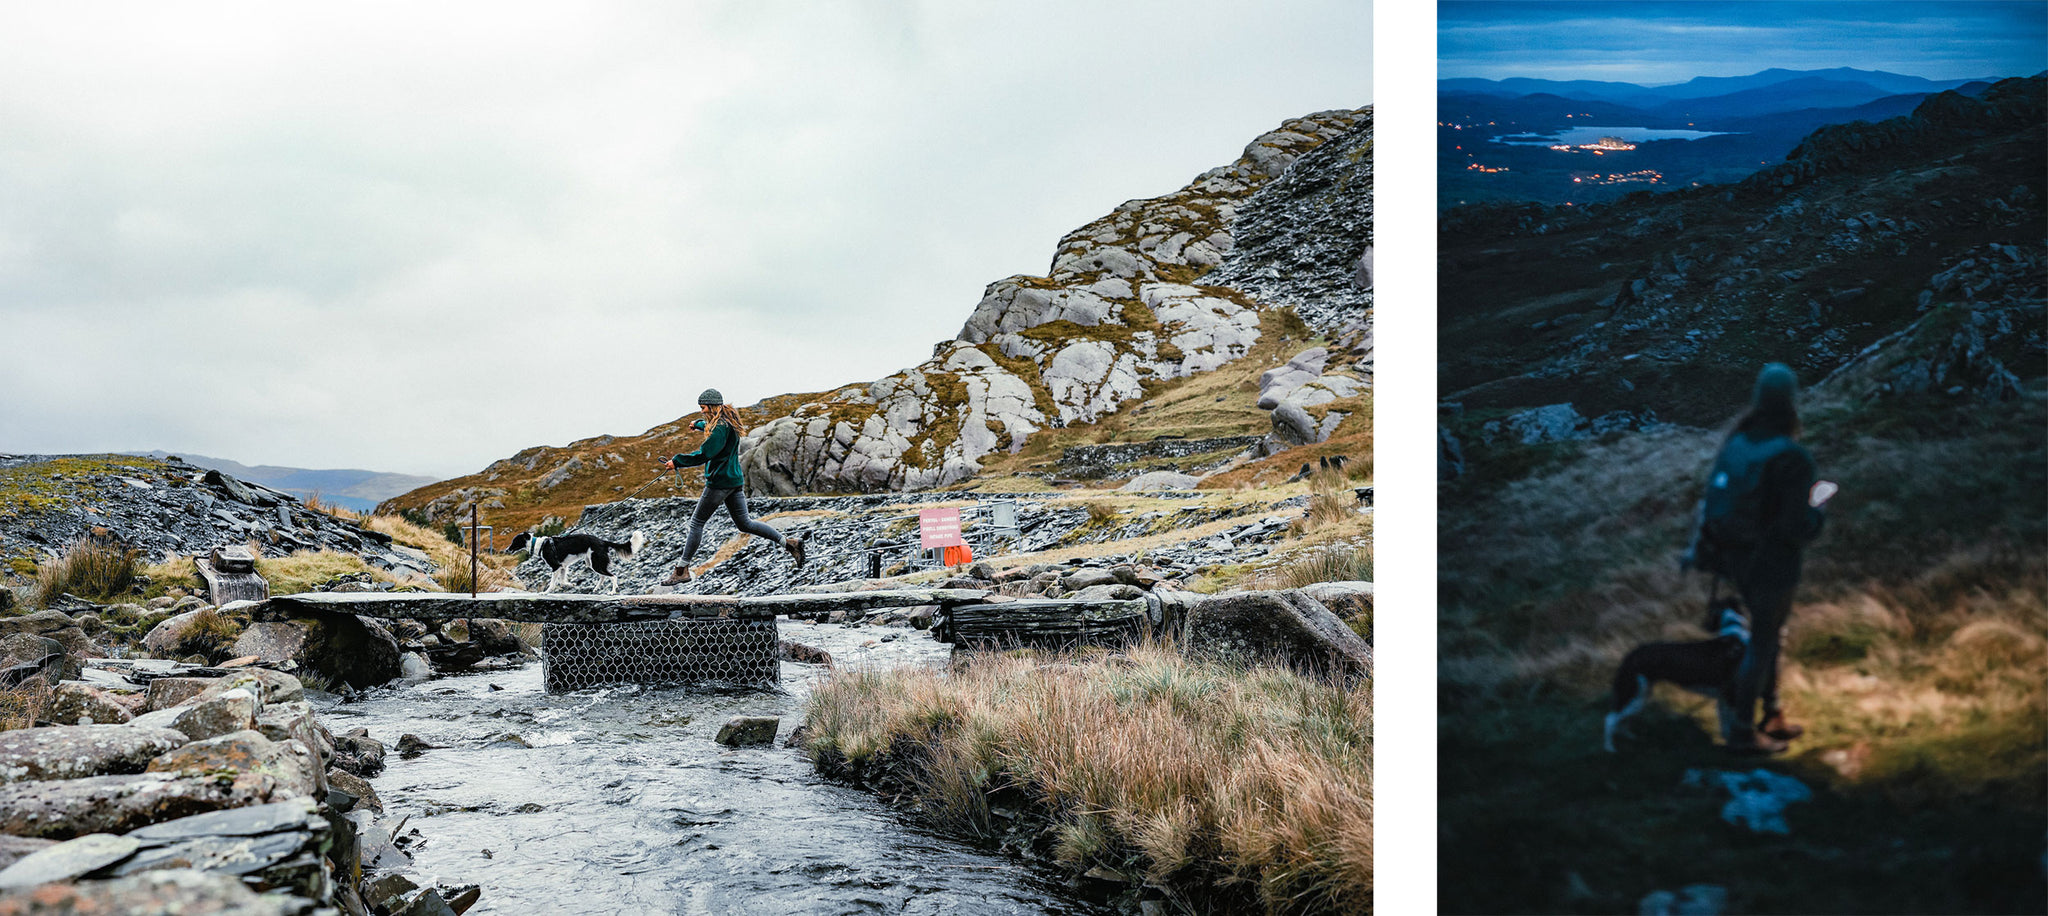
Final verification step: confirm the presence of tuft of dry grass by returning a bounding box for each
[805,645,1370,914]
[436,561,516,594]
[0,681,51,732]
[1269,544,1372,591]
[256,550,406,596]
[170,607,245,663]
[32,539,139,607]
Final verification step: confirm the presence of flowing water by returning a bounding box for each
[316,622,1107,915]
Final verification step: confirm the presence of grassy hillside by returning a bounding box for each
[1436,80,2045,916]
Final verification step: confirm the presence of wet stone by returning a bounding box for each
[715,715,780,747]
[126,799,318,843]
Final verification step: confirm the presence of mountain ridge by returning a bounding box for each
[382,107,1373,532]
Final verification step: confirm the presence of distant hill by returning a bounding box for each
[125,451,436,512]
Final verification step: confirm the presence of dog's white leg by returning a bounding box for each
[1605,676,1649,752]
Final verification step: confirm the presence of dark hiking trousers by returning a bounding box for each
[681,486,784,562]
[1729,557,1800,735]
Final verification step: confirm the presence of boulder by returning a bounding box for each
[1119,471,1202,491]
[234,614,404,689]
[192,668,304,707]
[1183,589,1372,682]
[1271,402,1320,447]
[467,618,522,655]
[714,716,780,747]
[145,677,220,712]
[330,733,386,778]
[1061,568,1120,591]
[165,688,259,741]
[0,725,188,784]
[0,611,94,660]
[0,633,72,687]
[1299,581,1373,619]
[0,772,280,839]
[145,730,320,800]
[325,768,383,814]
[140,609,222,658]
[0,868,303,914]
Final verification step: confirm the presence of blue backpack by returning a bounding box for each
[1684,434,1795,578]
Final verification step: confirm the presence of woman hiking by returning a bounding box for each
[658,389,804,585]
[1694,363,1832,755]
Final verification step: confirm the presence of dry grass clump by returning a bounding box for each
[1270,544,1372,591]
[256,550,405,596]
[32,539,139,607]
[169,607,245,663]
[805,646,1370,914]
[0,681,51,732]
[1084,501,1119,524]
[436,561,517,594]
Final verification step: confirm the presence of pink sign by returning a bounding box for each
[919,507,965,549]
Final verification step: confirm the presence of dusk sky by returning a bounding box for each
[0,1,1371,479]
[1440,1,2047,84]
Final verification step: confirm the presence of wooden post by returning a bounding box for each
[469,504,479,599]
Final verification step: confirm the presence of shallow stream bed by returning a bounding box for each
[316,622,1104,915]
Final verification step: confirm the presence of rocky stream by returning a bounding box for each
[325,621,1108,915]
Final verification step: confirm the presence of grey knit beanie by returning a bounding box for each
[698,388,724,407]
[1752,363,1797,411]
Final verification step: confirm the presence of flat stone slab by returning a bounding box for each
[264,589,994,623]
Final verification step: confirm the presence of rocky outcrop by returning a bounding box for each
[0,659,451,912]
[737,109,1370,494]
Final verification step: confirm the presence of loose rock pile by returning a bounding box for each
[512,491,1318,597]
[0,455,437,589]
[0,663,475,914]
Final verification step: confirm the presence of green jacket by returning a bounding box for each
[672,423,745,490]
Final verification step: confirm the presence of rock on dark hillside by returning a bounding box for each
[1438,75,2043,448]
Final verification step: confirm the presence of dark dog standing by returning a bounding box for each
[1604,600,1750,752]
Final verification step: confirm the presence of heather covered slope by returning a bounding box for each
[1438,78,2044,915]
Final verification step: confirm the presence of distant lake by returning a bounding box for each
[1493,125,1737,146]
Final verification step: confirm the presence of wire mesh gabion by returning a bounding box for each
[541,618,779,692]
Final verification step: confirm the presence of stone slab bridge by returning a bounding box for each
[266,589,1155,692]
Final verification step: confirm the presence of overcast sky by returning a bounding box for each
[1440,1,2047,84]
[0,1,1372,478]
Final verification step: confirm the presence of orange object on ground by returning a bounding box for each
[942,544,975,566]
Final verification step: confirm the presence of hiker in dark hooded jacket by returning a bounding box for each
[1697,363,1828,754]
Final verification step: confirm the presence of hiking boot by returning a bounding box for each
[1724,730,1788,756]
[786,537,806,569]
[659,565,692,586]
[1760,710,1804,742]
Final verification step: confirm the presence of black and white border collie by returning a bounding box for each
[1603,599,1750,752]
[507,531,647,594]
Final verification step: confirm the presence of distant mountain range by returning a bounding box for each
[125,451,436,512]
[1440,67,1994,109]
[1438,67,2029,208]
